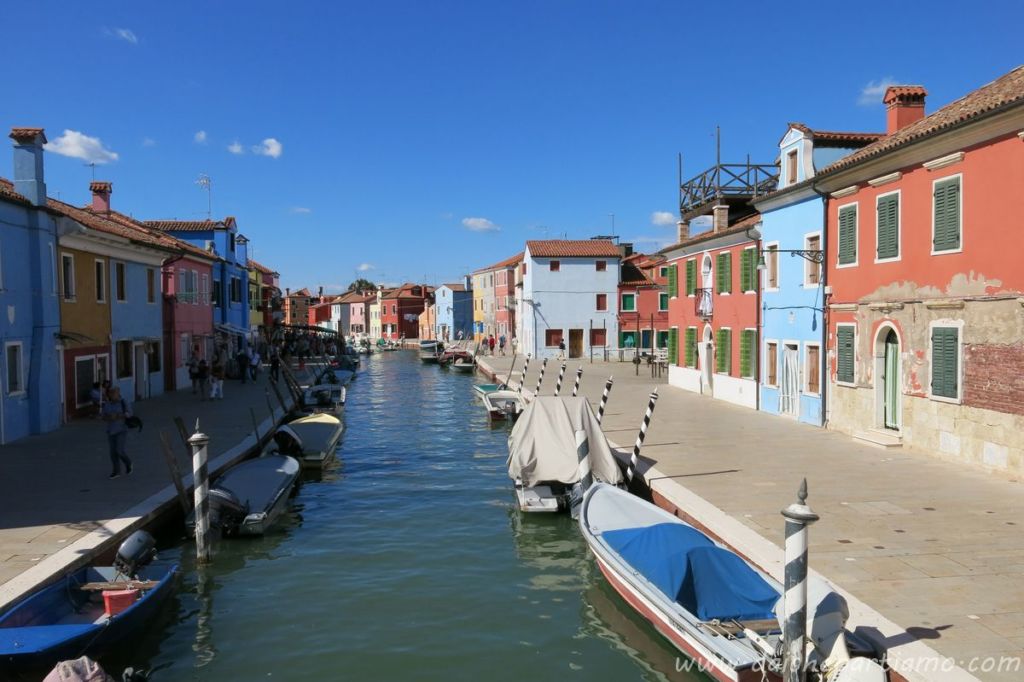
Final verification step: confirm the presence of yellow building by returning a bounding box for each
[472,272,486,341]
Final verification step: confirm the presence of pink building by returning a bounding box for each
[161,252,216,389]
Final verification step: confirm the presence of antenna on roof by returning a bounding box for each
[83,162,96,180]
[195,174,212,218]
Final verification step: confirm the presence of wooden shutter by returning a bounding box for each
[740,329,755,377]
[933,178,961,251]
[930,327,959,398]
[668,265,678,298]
[836,326,855,383]
[717,253,731,293]
[685,327,696,367]
[686,260,696,295]
[807,346,820,394]
[668,328,678,365]
[838,206,857,265]
[716,329,731,374]
[740,249,752,292]
[877,194,899,260]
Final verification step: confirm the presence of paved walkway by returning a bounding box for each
[0,367,309,609]
[479,354,1024,681]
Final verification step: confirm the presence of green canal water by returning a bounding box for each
[127,353,701,681]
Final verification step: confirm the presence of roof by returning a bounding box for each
[9,128,46,143]
[287,287,312,298]
[784,122,884,149]
[820,65,1024,176]
[145,217,238,232]
[619,263,652,287]
[473,251,524,274]
[659,213,761,254]
[440,282,467,292]
[248,259,279,276]
[0,178,30,206]
[526,239,621,258]
[101,210,218,261]
[382,283,433,299]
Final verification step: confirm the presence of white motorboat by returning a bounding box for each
[302,383,346,414]
[481,389,525,421]
[266,413,344,469]
[207,454,301,536]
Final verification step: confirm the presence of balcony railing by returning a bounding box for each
[695,288,713,319]
[680,161,779,216]
[175,292,211,304]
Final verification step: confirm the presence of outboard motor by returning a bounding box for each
[113,530,157,579]
[208,487,250,534]
[273,425,304,457]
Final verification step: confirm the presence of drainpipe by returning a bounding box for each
[755,236,761,411]
[811,181,829,428]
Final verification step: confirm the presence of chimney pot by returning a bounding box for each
[712,204,729,233]
[883,85,927,135]
[90,181,112,213]
[677,219,690,242]
[9,127,47,207]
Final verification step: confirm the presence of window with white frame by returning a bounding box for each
[804,234,821,286]
[621,293,636,312]
[61,253,75,300]
[764,341,778,387]
[805,343,821,395]
[930,324,961,401]
[764,244,779,289]
[836,324,856,385]
[5,342,24,394]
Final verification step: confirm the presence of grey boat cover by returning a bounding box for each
[507,397,623,487]
[215,454,300,511]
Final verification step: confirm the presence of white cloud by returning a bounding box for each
[859,77,898,106]
[141,137,156,147]
[252,138,283,158]
[461,217,500,232]
[104,27,138,45]
[44,130,119,165]
[194,130,207,144]
[227,140,244,155]
[357,263,375,272]
[650,211,677,227]
[291,206,312,214]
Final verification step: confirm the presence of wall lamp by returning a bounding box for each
[745,222,823,271]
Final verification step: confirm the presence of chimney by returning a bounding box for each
[883,86,927,135]
[285,287,291,296]
[677,219,690,242]
[90,181,112,213]
[712,204,729,233]
[318,286,324,302]
[9,127,47,207]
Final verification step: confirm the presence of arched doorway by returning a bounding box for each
[699,325,714,394]
[875,325,901,431]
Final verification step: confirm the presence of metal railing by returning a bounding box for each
[680,162,779,215]
[695,288,713,319]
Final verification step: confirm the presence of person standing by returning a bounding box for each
[102,387,133,479]
[249,348,261,381]
[236,347,249,384]
[210,357,225,399]
[187,349,200,394]
[498,334,507,356]
[269,345,281,382]
[558,338,566,360]
[488,335,496,355]
[197,359,210,400]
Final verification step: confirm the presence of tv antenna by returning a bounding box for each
[84,162,96,180]
[195,174,212,218]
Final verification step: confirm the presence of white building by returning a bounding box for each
[520,240,621,360]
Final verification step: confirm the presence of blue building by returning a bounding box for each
[0,128,62,444]
[146,217,251,353]
[434,280,473,341]
[752,123,880,425]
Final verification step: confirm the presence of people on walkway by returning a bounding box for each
[236,347,249,384]
[498,334,506,356]
[210,357,225,399]
[197,359,210,400]
[249,348,261,381]
[558,338,566,360]
[488,335,496,355]
[101,387,133,479]
[89,382,103,417]
[187,349,201,394]
[269,346,281,382]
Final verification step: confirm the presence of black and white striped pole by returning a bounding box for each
[569,429,593,519]
[518,354,531,394]
[554,362,567,396]
[534,358,548,396]
[625,388,659,483]
[781,479,819,682]
[596,376,614,425]
[189,423,212,565]
[571,366,583,397]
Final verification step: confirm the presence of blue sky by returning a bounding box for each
[2,1,1022,292]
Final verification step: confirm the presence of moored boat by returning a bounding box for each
[267,413,344,469]
[449,358,476,373]
[207,454,301,536]
[418,340,440,363]
[302,383,346,414]
[481,389,524,421]
[317,368,354,386]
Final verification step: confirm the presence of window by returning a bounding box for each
[229,233,236,252]
[715,253,732,294]
[684,327,697,367]
[659,266,669,278]
[876,193,899,261]
[201,274,209,304]
[115,262,127,302]
[549,260,560,272]
[667,328,678,363]
[5,342,23,394]
[716,328,731,374]
[595,260,607,272]
[230,277,243,304]
[190,271,199,304]
[179,334,190,368]
[61,253,75,300]
[837,205,857,265]
[933,176,961,253]
[392,304,396,315]
[521,262,527,275]
[116,340,133,378]
[765,244,779,289]
[786,150,798,185]
[213,279,222,307]
[620,331,637,348]
[590,328,606,346]
[146,341,161,373]
[685,260,696,296]
[95,260,106,303]
[740,248,756,293]
[740,329,756,378]
[836,325,855,385]
[658,293,668,311]
[621,293,636,312]
[806,344,821,395]
[805,235,821,285]
[657,330,669,349]
[147,268,156,303]
[930,325,960,400]
[545,329,563,347]
[667,264,678,298]
[765,342,778,386]
[49,243,56,293]
[595,293,607,311]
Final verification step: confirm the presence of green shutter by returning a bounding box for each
[716,253,732,293]
[740,249,751,292]
[668,328,678,365]
[659,293,669,310]
[931,327,959,398]
[933,178,961,251]
[685,327,696,367]
[838,206,857,265]
[668,265,678,298]
[837,326,855,383]
[877,194,899,260]
[740,329,754,377]
[685,260,696,295]
[716,328,731,374]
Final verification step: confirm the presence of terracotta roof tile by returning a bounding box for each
[287,288,312,297]
[441,282,467,292]
[9,128,46,143]
[0,178,30,205]
[473,251,524,274]
[784,122,884,149]
[526,239,621,258]
[248,259,278,276]
[619,263,651,286]
[659,213,761,253]
[821,66,1024,176]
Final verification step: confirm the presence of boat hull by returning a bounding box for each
[514,481,563,512]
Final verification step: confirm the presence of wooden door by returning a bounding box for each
[569,329,583,358]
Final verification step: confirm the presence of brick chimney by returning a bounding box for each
[677,219,690,242]
[90,181,112,213]
[9,127,47,207]
[318,286,324,302]
[883,86,927,135]
[712,204,729,233]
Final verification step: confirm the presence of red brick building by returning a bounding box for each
[381,283,433,340]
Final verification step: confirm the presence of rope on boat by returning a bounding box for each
[554,362,567,396]
[571,366,583,397]
[596,377,613,425]
[625,388,658,483]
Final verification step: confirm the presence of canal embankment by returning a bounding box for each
[479,354,1024,681]
[0,364,321,613]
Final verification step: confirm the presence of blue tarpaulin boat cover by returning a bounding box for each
[603,523,780,622]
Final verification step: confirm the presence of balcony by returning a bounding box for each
[695,288,713,319]
[680,161,778,219]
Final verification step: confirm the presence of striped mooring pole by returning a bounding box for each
[554,362,567,396]
[518,354,531,394]
[571,366,583,397]
[781,479,819,682]
[534,358,548,395]
[569,429,593,519]
[625,388,659,483]
[596,377,614,425]
[189,424,212,565]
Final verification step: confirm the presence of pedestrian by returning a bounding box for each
[187,349,200,394]
[210,357,225,399]
[270,347,281,382]
[197,359,210,400]
[89,382,103,417]
[249,348,261,381]
[488,335,496,355]
[236,347,249,384]
[499,334,507,356]
[558,338,566,360]
[101,387,133,479]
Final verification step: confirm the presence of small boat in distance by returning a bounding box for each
[266,413,344,469]
[481,389,524,421]
[207,454,301,536]
[419,339,440,363]
[449,357,476,373]
[302,383,346,414]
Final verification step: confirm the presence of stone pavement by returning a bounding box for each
[0,366,309,610]
[479,354,1024,681]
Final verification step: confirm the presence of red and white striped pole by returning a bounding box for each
[625,388,659,483]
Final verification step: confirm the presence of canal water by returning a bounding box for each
[126,352,700,681]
